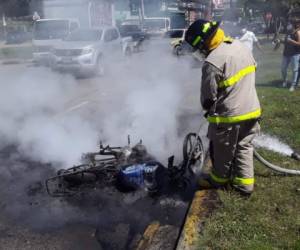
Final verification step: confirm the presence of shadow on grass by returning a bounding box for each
[256,79,283,88]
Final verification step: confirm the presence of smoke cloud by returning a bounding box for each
[0,66,99,167]
[0,40,202,167]
[100,60,187,161]
[0,3,209,245]
[0,35,204,236]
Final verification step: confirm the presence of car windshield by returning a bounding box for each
[34,20,69,40]
[65,29,102,41]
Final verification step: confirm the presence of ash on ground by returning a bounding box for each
[0,145,193,250]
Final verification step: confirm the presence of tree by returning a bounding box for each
[0,0,42,17]
[242,0,299,39]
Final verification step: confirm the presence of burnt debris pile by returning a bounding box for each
[46,134,206,198]
[0,143,194,249]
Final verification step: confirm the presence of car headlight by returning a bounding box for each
[81,48,94,55]
[170,40,177,46]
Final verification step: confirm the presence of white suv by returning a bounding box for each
[32,19,80,65]
[52,27,126,76]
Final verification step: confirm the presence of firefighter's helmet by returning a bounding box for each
[185,19,220,50]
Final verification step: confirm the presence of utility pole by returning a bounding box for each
[141,0,145,18]
[139,0,145,29]
[2,13,7,42]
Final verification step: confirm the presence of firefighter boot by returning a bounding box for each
[198,173,227,190]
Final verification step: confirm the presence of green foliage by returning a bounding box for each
[197,39,300,250]
[0,46,33,59]
[198,170,300,249]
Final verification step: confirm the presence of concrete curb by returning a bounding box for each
[175,190,219,250]
[134,155,217,249]
[135,221,179,250]
[135,189,219,250]
[136,221,160,250]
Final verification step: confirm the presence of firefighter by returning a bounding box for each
[185,19,261,196]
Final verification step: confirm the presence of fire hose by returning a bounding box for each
[254,149,300,176]
[188,119,300,176]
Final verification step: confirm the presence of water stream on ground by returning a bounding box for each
[253,133,293,156]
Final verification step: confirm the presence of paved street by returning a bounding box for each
[0,38,207,249]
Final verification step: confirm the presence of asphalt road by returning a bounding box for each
[0,38,207,250]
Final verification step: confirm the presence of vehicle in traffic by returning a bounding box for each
[51,27,129,76]
[119,21,148,53]
[168,29,190,56]
[168,29,203,67]
[32,18,80,65]
[33,0,114,66]
[143,17,170,36]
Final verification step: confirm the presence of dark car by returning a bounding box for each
[119,23,148,53]
[119,24,147,40]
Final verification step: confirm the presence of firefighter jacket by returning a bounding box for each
[201,39,261,124]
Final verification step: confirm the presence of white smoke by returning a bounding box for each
[94,44,200,164]
[0,1,205,234]
[253,133,293,156]
[17,114,98,166]
[0,41,201,168]
[0,66,99,167]
[0,53,197,228]
[102,79,181,161]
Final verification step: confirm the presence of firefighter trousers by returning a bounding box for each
[207,120,260,193]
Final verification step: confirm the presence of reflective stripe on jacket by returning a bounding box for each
[201,40,261,124]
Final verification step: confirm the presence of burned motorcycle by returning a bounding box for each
[46,138,166,197]
[168,133,205,187]
[46,134,205,197]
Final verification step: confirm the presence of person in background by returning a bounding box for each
[239,27,263,53]
[281,20,300,92]
[32,11,40,21]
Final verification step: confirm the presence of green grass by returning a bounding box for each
[197,45,300,249]
[0,45,33,59]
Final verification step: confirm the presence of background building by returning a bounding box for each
[42,0,113,27]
